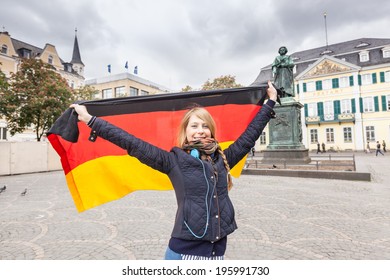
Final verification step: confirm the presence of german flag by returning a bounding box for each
[48,84,275,212]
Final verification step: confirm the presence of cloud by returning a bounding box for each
[1,0,389,91]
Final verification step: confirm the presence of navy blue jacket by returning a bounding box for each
[90,101,275,242]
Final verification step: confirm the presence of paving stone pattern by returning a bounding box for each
[0,152,389,260]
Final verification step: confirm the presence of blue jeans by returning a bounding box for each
[164,247,182,260]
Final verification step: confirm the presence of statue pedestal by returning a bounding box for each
[262,98,311,164]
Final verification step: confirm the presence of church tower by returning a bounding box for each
[70,28,84,77]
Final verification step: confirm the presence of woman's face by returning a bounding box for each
[186,114,211,142]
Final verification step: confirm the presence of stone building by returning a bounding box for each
[0,29,85,141]
[253,38,390,152]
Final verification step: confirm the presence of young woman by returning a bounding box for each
[70,81,277,260]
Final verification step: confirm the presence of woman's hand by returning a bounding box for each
[69,104,93,124]
[267,81,277,102]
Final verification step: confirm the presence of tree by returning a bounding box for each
[0,64,9,93]
[0,58,73,141]
[73,85,98,101]
[181,85,193,92]
[201,75,242,90]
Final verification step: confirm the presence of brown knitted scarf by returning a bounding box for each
[183,138,218,160]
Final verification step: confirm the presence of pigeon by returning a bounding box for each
[272,164,277,169]
[0,185,6,193]
[20,188,27,196]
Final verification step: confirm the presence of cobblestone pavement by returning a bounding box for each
[0,152,389,260]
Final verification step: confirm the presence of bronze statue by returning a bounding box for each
[272,46,295,97]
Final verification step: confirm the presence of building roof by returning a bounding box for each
[251,38,390,85]
[70,33,84,66]
[11,37,43,58]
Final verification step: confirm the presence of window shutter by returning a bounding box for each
[380,72,385,83]
[372,73,377,84]
[351,98,356,113]
[316,81,322,91]
[349,76,354,86]
[296,84,300,94]
[374,96,379,112]
[381,96,387,111]
[334,100,341,115]
[358,75,362,86]
[304,104,308,117]
[359,97,363,113]
[317,102,324,121]
[332,78,339,88]
[303,83,307,92]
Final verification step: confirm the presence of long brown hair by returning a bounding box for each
[177,106,233,191]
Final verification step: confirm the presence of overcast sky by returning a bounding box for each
[1,0,389,91]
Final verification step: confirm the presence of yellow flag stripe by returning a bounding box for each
[66,141,247,212]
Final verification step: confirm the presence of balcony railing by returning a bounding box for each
[305,113,355,125]
[338,113,355,122]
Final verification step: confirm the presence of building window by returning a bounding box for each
[341,99,352,114]
[306,81,315,92]
[115,86,126,97]
[260,131,266,145]
[387,95,390,111]
[129,87,138,96]
[310,129,318,143]
[1,44,7,54]
[326,128,334,143]
[323,101,334,120]
[48,55,53,64]
[308,103,318,117]
[359,51,369,62]
[0,127,7,140]
[361,74,372,85]
[363,97,374,112]
[365,126,375,142]
[382,48,390,58]
[140,90,149,95]
[323,79,332,90]
[339,76,349,88]
[70,81,74,89]
[385,71,390,82]
[343,127,352,142]
[102,88,113,99]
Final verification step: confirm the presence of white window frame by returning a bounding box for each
[306,81,315,92]
[385,71,390,82]
[387,95,390,111]
[322,79,332,90]
[102,88,113,99]
[365,126,375,142]
[1,44,7,54]
[308,103,318,117]
[339,76,349,88]
[130,87,138,96]
[310,129,318,144]
[326,128,334,143]
[361,74,372,85]
[324,101,334,120]
[343,127,352,143]
[48,55,53,65]
[359,51,369,62]
[0,127,7,140]
[382,47,390,58]
[363,97,374,112]
[115,86,126,97]
[341,99,352,114]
